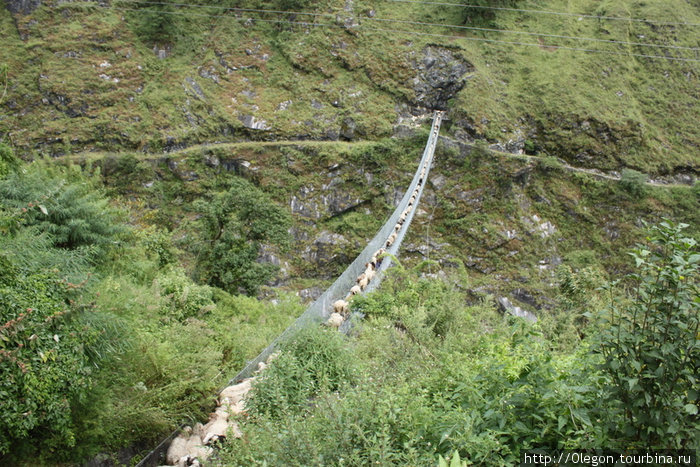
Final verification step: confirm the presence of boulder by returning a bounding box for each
[412,46,474,110]
[238,115,271,131]
[496,297,537,322]
[4,0,41,14]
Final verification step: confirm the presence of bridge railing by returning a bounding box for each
[134,111,443,467]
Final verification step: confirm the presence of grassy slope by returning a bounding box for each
[0,0,698,173]
[392,0,700,172]
[0,2,698,461]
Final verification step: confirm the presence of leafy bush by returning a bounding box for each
[619,168,648,197]
[595,220,699,448]
[155,267,215,320]
[0,265,103,458]
[223,360,436,466]
[140,225,176,268]
[223,275,608,465]
[427,322,607,464]
[247,327,355,419]
[556,265,604,310]
[194,177,291,295]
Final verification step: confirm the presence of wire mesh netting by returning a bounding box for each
[228,111,443,384]
[135,111,443,467]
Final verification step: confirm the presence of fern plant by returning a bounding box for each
[0,164,124,254]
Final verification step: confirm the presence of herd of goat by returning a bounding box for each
[326,159,429,329]
[161,113,440,466]
[163,360,267,466]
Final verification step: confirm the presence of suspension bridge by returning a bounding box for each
[135,110,444,466]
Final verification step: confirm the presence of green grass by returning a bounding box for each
[1,1,698,462]
[2,1,697,174]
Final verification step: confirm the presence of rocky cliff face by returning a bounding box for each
[4,0,40,14]
[412,46,474,110]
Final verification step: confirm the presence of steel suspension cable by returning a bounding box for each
[113,0,700,51]
[103,6,700,63]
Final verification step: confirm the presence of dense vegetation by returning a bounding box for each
[0,149,302,462]
[0,0,698,464]
[220,224,698,464]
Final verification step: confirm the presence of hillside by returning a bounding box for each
[0,0,698,465]
[2,0,699,174]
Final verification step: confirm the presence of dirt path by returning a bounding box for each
[440,136,695,189]
[61,136,694,189]
[61,139,370,163]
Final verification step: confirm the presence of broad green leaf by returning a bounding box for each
[558,415,567,431]
[627,378,638,390]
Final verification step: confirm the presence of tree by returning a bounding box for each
[459,0,522,25]
[595,220,699,448]
[0,165,124,253]
[195,177,290,295]
[131,1,179,44]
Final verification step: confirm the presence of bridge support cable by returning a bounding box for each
[134,111,443,466]
[227,110,443,384]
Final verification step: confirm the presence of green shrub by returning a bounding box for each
[537,155,564,172]
[140,225,176,268]
[556,265,604,309]
[247,326,355,419]
[619,168,648,197]
[595,220,699,448]
[194,177,291,295]
[0,265,104,457]
[523,140,536,155]
[155,267,215,320]
[428,321,607,464]
[224,275,607,465]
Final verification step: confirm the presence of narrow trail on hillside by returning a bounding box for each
[437,135,695,189]
[62,134,693,189]
[134,111,444,467]
[62,139,371,164]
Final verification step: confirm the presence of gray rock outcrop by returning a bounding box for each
[301,230,354,277]
[238,115,270,131]
[4,0,41,14]
[412,46,473,110]
[497,296,537,322]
